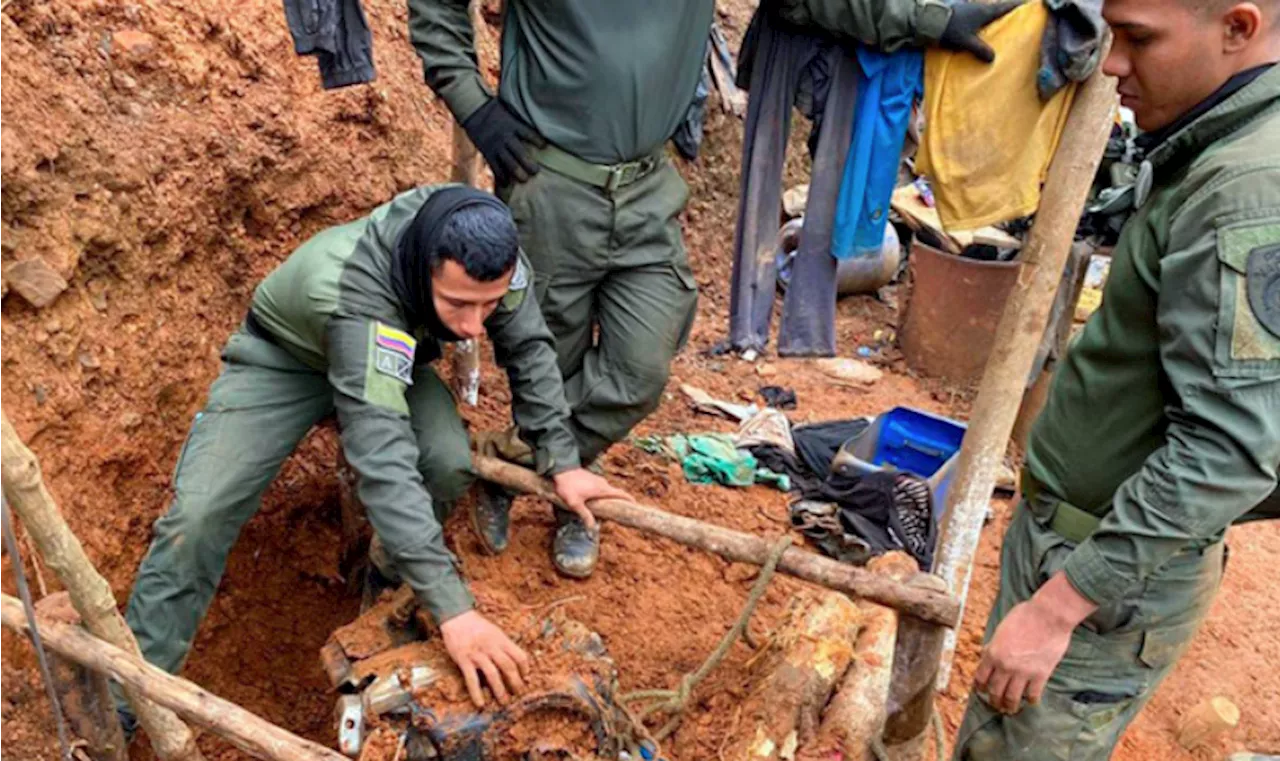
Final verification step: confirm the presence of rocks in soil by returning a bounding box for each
[5,258,69,308]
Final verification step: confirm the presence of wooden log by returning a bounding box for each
[1,595,348,761]
[1176,696,1240,750]
[810,553,916,761]
[0,413,205,761]
[724,591,864,760]
[37,593,128,761]
[472,455,961,628]
[882,575,948,761]
[932,57,1118,686]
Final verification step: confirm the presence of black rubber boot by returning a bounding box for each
[552,507,600,579]
[471,482,513,555]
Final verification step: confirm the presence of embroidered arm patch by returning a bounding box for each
[1248,243,1280,340]
[374,322,416,385]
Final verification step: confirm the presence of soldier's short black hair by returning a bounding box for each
[432,203,520,282]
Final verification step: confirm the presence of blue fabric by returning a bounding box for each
[831,48,923,260]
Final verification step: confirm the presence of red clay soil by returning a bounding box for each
[2,1,1277,760]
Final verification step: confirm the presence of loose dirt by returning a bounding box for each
[3,1,1277,760]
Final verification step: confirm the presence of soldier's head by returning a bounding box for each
[1102,0,1279,130]
[427,202,520,340]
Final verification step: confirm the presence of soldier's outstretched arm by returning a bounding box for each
[776,0,1018,61]
[326,312,477,623]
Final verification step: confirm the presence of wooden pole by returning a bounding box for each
[882,575,948,761]
[0,413,205,761]
[721,591,864,760]
[1,595,348,761]
[931,60,1117,686]
[813,553,916,761]
[472,455,961,627]
[39,592,128,761]
[447,0,490,407]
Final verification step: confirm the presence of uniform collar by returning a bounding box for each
[1139,63,1280,179]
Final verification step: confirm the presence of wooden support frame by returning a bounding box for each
[1,412,205,761]
[2,596,347,761]
[931,59,1119,686]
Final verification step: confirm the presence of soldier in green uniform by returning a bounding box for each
[118,185,630,730]
[408,0,1019,578]
[955,0,1280,756]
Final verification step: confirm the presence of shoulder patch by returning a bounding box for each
[501,258,530,310]
[510,258,529,291]
[1248,243,1280,338]
[373,322,416,385]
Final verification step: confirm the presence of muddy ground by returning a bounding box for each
[2,1,1277,759]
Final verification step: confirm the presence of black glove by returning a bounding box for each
[460,98,546,186]
[939,1,1021,63]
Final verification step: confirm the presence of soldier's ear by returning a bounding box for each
[1220,3,1263,52]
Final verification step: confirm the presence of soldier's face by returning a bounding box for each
[1102,0,1266,130]
[431,259,514,340]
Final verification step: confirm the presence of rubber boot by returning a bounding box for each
[552,507,600,579]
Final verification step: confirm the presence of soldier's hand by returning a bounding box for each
[973,572,1096,714]
[938,1,1020,63]
[440,610,530,708]
[460,98,546,186]
[551,468,633,530]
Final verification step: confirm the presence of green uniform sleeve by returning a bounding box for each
[776,0,952,51]
[485,262,582,476]
[326,312,476,623]
[1062,185,1280,607]
[408,0,493,124]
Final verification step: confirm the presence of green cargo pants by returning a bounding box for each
[501,158,698,463]
[954,499,1223,761]
[123,329,473,674]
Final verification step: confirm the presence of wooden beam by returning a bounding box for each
[882,575,948,761]
[813,553,916,760]
[0,412,204,761]
[473,455,961,627]
[39,594,129,761]
[2,595,348,761]
[931,58,1118,686]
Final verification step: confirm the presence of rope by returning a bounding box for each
[2,497,74,761]
[620,535,793,743]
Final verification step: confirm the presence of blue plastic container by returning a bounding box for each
[830,406,967,516]
[870,407,966,477]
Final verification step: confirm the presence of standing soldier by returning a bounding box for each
[955,0,1280,756]
[409,0,1019,578]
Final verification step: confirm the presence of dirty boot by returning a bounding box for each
[552,508,600,579]
[472,482,513,555]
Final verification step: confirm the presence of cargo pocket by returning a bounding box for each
[1138,620,1200,672]
[671,258,698,352]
